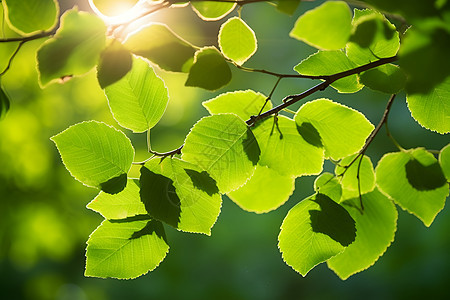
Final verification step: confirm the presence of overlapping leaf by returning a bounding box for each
[202,90,271,120]
[290,1,352,50]
[295,99,374,160]
[51,121,134,194]
[228,165,295,213]
[219,17,257,65]
[37,9,106,87]
[97,40,133,89]
[251,115,324,177]
[314,173,342,201]
[406,77,450,134]
[440,144,450,181]
[0,86,10,121]
[327,189,397,279]
[185,47,232,91]
[278,193,356,276]
[140,158,222,235]
[191,1,236,21]
[294,51,363,93]
[182,114,260,193]
[124,23,196,72]
[85,219,169,279]
[3,0,58,35]
[275,0,301,15]
[359,64,406,94]
[376,148,449,226]
[105,57,168,133]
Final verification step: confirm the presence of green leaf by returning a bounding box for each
[202,90,271,120]
[140,158,222,235]
[185,47,232,91]
[124,23,196,72]
[85,219,169,279]
[376,148,449,226]
[97,40,133,89]
[228,165,295,213]
[295,99,374,160]
[327,189,397,280]
[290,1,352,50]
[275,0,301,15]
[335,154,376,200]
[3,0,58,35]
[51,121,134,193]
[182,114,260,193]
[359,64,406,94]
[87,179,147,220]
[294,50,363,93]
[191,1,236,21]
[346,9,400,66]
[36,9,106,87]
[278,193,356,276]
[406,77,450,134]
[251,115,324,177]
[314,172,342,201]
[105,57,168,133]
[0,86,10,120]
[440,144,450,181]
[218,17,257,65]
[91,0,139,17]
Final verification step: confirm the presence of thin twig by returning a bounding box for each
[0,40,25,76]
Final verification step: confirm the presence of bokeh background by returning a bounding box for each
[1,1,449,299]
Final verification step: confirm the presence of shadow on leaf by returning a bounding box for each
[140,167,181,228]
[242,128,261,165]
[405,158,447,191]
[185,169,219,196]
[100,173,128,194]
[296,122,323,148]
[309,194,356,247]
[129,219,168,243]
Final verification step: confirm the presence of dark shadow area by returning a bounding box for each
[350,18,377,48]
[405,159,447,191]
[242,129,261,166]
[100,173,127,194]
[140,167,181,229]
[382,20,395,40]
[269,117,284,139]
[185,169,219,196]
[129,219,168,243]
[137,42,196,72]
[309,194,356,247]
[109,214,152,223]
[296,122,323,148]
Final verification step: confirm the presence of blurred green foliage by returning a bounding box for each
[0,0,449,299]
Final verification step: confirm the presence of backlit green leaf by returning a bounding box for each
[85,219,169,279]
[3,0,58,35]
[440,144,450,181]
[346,9,400,66]
[376,149,449,226]
[406,77,450,134]
[140,158,222,235]
[314,173,342,201]
[97,40,133,89]
[290,1,352,50]
[51,121,134,193]
[0,86,10,120]
[87,179,147,220]
[182,114,260,193]
[275,0,301,15]
[219,17,257,65]
[202,90,271,121]
[124,23,196,72]
[327,189,397,279]
[91,0,139,17]
[191,1,236,21]
[251,115,324,177]
[105,57,168,133]
[335,154,376,200]
[294,50,363,93]
[278,193,356,276]
[185,47,232,91]
[228,165,295,213]
[359,64,406,94]
[295,99,374,160]
[37,9,106,87]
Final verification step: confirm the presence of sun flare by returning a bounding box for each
[88,0,148,25]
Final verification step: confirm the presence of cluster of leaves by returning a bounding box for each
[1,0,449,280]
